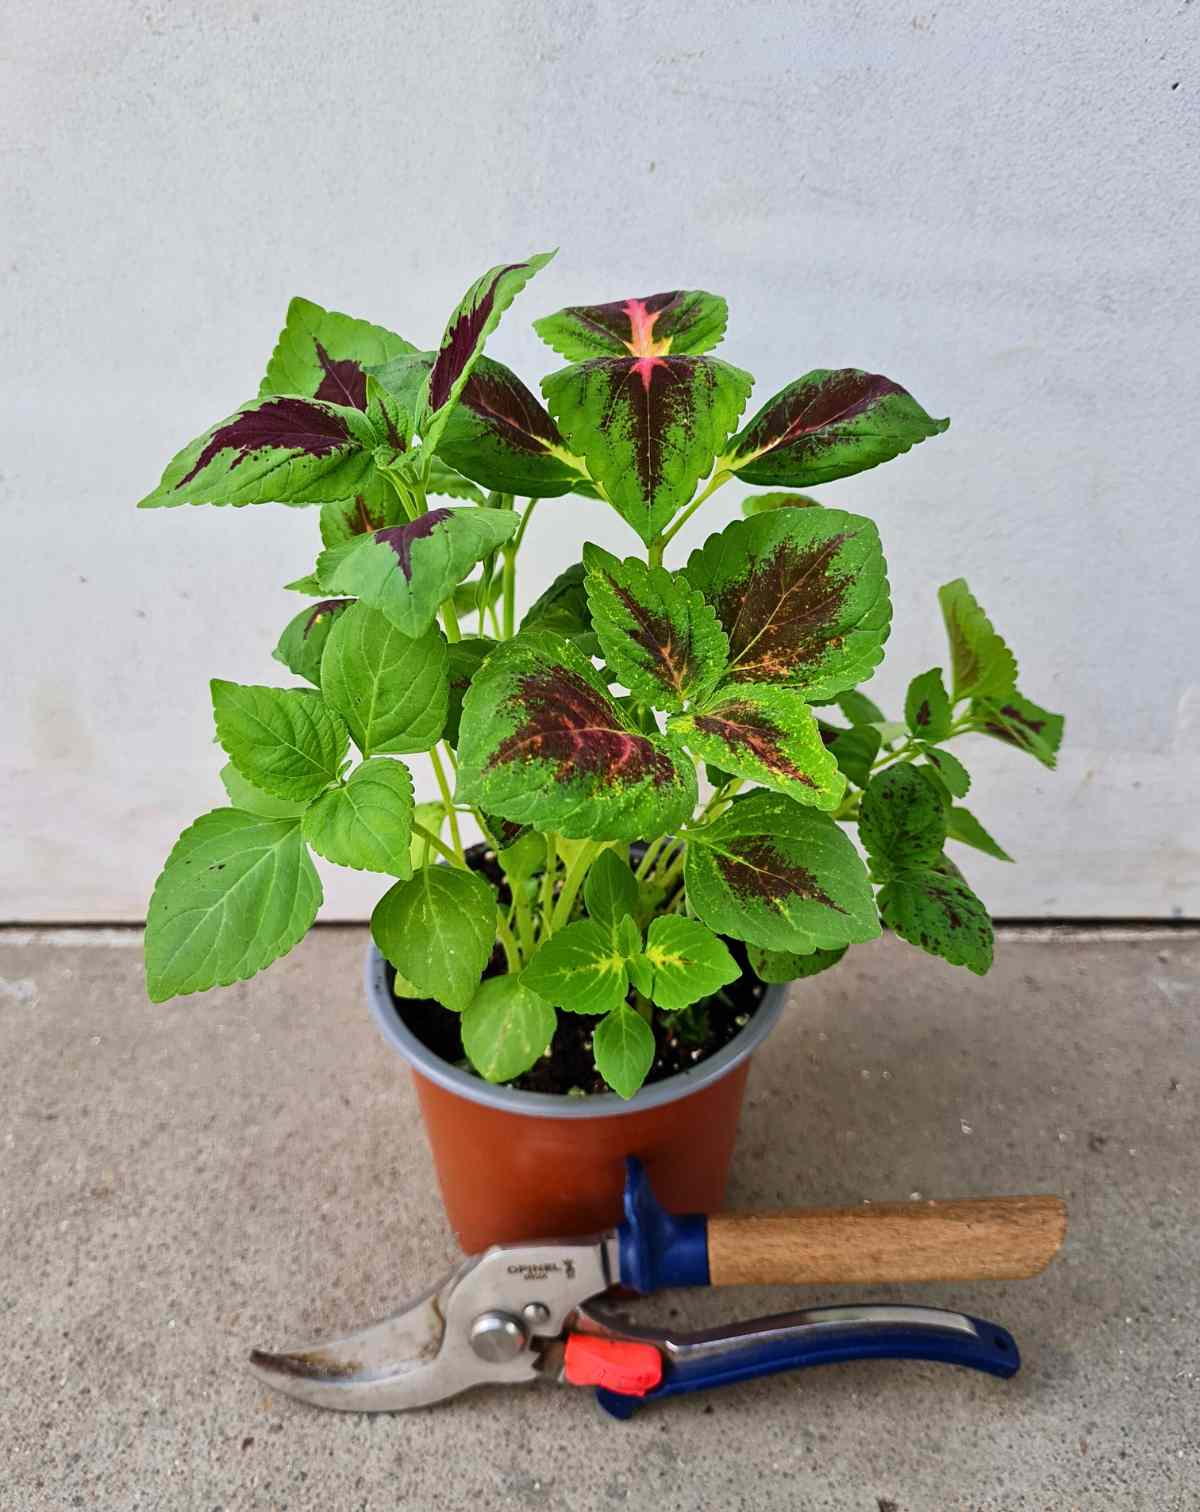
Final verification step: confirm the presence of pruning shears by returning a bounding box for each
[250,1160,1066,1419]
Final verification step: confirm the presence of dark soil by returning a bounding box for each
[388,843,766,1097]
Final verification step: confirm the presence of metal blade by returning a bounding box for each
[249,1267,460,1412]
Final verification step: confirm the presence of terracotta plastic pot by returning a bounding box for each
[365,943,784,1253]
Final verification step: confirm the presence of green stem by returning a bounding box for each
[494,909,521,973]
[410,820,460,867]
[511,497,539,553]
[647,536,665,570]
[430,746,464,862]
[632,991,655,1025]
[440,603,462,644]
[634,834,671,881]
[551,840,604,931]
[502,548,516,639]
[659,469,733,553]
[540,833,559,938]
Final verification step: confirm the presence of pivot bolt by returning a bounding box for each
[469,1310,527,1363]
[522,1301,552,1329]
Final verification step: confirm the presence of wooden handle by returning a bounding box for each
[706,1195,1067,1287]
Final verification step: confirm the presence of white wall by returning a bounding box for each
[3,0,1197,921]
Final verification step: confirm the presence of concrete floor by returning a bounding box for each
[1,926,1197,1511]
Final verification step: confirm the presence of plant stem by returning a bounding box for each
[502,548,516,639]
[440,603,462,644]
[494,909,521,972]
[511,497,539,553]
[659,469,733,553]
[409,820,460,867]
[430,746,464,861]
[632,991,655,1025]
[634,834,671,881]
[540,832,559,938]
[551,840,604,931]
[647,536,665,569]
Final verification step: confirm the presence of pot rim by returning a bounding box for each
[365,942,784,1120]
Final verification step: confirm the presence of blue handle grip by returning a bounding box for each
[595,1308,1020,1419]
[617,1158,709,1292]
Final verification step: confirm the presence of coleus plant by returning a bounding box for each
[140,253,1064,1098]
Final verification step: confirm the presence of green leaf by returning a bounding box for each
[593,1005,656,1099]
[878,860,994,976]
[542,355,753,545]
[819,723,881,789]
[272,598,355,687]
[320,603,448,757]
[520,563,599,653]
[435,354,590,499]
[445,636,494,747]
[211,680,347,801]
[858,765,947,878]
[461,976,556,1083]
[946,805,1014,863]
[905,668,952,742]
[145,810,321,1001]
[722,369,949,487]
[616,914,642,958]
[669,684,844,810]
[971,692,1065,770]
[741,492,823,517]
[260,296,416,409]
[426,455,487,504]
[919,744,971,799]
[421,251,557,451]
[301,758,414,876]
[643,916,739,1010]
[583,544,727,711]
[836,690,886,725]
[456,631,698,841]
[749,943,847,983]
[584,849,641,931]
[371,864,497,1013]
[521,919,630,1014]
[533,289,728,361]
[938,580,1018,701]
[284,572,325,596]
[685,790,880,953]
[137,397,379,509]
[317,506,519,639]
[219,763,308,819]
[497,830,546,887]
[685,508,890,698]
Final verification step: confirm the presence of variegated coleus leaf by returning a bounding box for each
[420,251,557,451]
[272,597,355,686]
[684,507,891,698]
[668,683,845,810]
[137,396,380,509]
[438,355,591,499]
[260,296,417,411]
[455,630,698,841]
[315,507,519,639]
[319,490,402,550]
[533,290,728,361]
[684,790,880,953]
[582,543,728,711]
[972,691,1064,769]
[721,369,948,488]
[542,355,753,544]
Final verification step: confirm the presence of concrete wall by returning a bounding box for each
[4,0,1197,921]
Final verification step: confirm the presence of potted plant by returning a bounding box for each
[140,251,1063,1252]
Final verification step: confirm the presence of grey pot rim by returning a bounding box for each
[365,942,785,1121]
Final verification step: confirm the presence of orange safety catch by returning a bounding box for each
[563,1334,664,1396]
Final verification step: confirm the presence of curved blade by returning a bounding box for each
[249,1270,456,1412]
